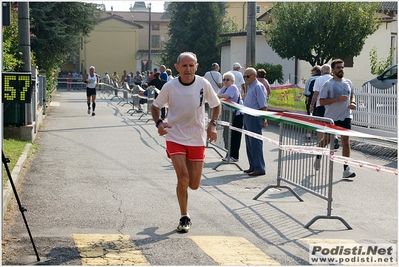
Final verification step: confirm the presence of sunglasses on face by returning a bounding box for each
[223,78,231,81]
[243,74,254,79]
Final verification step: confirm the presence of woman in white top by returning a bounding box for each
[82,66,99,116]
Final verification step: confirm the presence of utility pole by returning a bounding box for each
[18,2,32,125]
[148,2,152,71]
[246,2,256,68]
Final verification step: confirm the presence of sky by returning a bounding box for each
[86,1,165,12]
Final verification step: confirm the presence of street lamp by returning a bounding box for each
[148,2,151,71]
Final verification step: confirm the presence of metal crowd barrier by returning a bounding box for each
[253,113,352,230]
[57,77,85,90]
[110,80,125,101]
[98,83,114,96]
[207,107,242,171]
[127,85,142,115]
[138,87,156,122]
[117,83,131,106]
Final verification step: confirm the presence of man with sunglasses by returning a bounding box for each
[242,68,268,176]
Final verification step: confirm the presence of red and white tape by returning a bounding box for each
[213,119,398,176]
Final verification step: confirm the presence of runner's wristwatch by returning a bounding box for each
[155,119,163,128]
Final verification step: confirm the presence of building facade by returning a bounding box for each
[221,2,397,88]
[67,4,171,77]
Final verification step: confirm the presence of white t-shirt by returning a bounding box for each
[86,73,97,88]
[153,75,221,146]
[204,70,222,93]
[313,74,332,107]
[231,70,245,93]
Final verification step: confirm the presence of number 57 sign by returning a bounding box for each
[2,72,32,103]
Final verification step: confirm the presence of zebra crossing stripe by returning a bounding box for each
[71,234,149,266]
[190,236,280,265]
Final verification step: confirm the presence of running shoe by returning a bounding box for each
[343,167,356,178]
[92,112,96,116]
[87,108,91,114]
[177,216,191,233]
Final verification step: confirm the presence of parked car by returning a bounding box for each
[363,64,397,89]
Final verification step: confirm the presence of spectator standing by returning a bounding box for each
[166,68,174,81]
[103,72,111,85]
[217,71,243,162]
[82,66,99,116]
[138,83,149,111]
[148,72,167,119]
[304,65,321,115]
[145,70,151,83]
[310,64,332,118]
[134,71,142,85]
[159,65,168,81]
[72,70,78,89]
[121,70,130,87]
[78,72,84,90]
[204,63,223,93]
[150,68,158,80]
[315,59,357,178]
[242,67,268,176]
[256,69,271,98]
[129,71,135,89]
[150,52,221,233]
[303,65,321,140]
[66,72,72,91]
[111,71,119,88]
[231,62,246,97]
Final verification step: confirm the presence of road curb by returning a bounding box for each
[2,143,32,219]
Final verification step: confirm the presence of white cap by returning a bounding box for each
[89,66,95,70]
[233,62,242,68]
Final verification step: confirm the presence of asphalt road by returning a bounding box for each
[2,88,397,266]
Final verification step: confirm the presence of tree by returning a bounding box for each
[30,2,101,73]
[2,3,34,71]
[369,46,396,75]
[220,16,240,43]
[265,2,380,66]
[252,62,284,84]
[162,2,227,76]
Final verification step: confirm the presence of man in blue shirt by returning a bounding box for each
[242,67,268,176]
[159,65,168,81]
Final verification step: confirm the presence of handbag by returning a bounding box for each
[210,71,222,88]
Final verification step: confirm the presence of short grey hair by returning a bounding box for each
[245,67,256,75]
[211,63,219,70]
[176,52,197,64]
[321,64,331,74]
